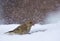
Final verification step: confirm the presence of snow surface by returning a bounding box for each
[0,10,60,41]
[0,22,60,41]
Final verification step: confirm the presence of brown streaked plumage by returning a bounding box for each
[5,20,33,35]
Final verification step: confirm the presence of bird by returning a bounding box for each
[5,20,33,35]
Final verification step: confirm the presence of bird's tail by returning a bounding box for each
[4,31,14,35]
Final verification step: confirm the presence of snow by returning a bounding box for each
[0,10,60,41]
[45,10,60,24]
[0,22,60,41]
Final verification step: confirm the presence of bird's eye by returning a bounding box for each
[29,21,32,24]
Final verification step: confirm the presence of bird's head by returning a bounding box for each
[25,20,34,26]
